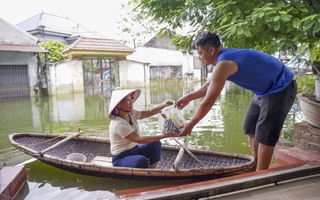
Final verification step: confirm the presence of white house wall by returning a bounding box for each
[127,47,201,79]
[182,52,192,73]
[127,47,182,66]
[119,60,128,88]
[27,55,38,90]
[71,60,84,93]
[49,60,84,94]
[119,60,148,88]
[193,69,201,80]
[182,52,201,80]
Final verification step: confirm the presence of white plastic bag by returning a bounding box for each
[159,106,185,135]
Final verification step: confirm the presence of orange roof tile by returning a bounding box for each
[63,37,134,53]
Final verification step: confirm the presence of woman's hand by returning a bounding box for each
[141,100,174,119]
[163,100,174,107]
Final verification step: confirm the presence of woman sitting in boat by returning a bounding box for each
[108,89,179,168]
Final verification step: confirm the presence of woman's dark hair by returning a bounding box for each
[193,31,221,49]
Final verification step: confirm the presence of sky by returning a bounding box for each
[0,0,129,39]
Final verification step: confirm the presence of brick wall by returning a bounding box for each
[293,122,320,156]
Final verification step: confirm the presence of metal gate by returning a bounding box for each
[83,58,119,95]
[0,65,30,99]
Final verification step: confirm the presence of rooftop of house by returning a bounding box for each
[0,44,47,53]
[17,11,104,38]
[0,17,47,53]
[62,37,134,58]
[63,37,133,52]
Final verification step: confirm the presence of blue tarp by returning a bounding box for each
[103,70,110,79]
[286,56,308,69]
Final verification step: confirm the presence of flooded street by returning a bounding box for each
[0,80,301,199]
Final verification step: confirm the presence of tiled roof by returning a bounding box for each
[63,37,134,53]
[0,44,47,53]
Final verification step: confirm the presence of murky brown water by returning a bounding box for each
[0,80,300,199]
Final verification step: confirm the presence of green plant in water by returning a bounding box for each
[43,122,77,133]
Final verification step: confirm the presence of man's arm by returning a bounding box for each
[176,80,210,110]
[180,61,238,136]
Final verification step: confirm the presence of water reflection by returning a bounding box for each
[0,80,301,197]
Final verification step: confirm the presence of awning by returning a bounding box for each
[0,44,47,53]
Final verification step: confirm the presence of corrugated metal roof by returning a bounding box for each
[0,44,47,53]
[17,12,103,38]
[62,37,134,53]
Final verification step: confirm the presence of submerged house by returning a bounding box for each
[11,11,204,94]
[123,35,204,88]
[16,11,134,95]
[57,37,134,95]
[0,18,47,99]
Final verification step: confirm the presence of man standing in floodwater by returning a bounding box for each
[176,31,297,171]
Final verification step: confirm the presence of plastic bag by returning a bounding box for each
[159,106,186,135]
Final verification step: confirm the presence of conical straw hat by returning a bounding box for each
[108,89,141,118]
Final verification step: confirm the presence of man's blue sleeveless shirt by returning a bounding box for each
[216,48,294,96]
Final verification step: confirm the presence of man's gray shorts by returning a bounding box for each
[243,80,297,146]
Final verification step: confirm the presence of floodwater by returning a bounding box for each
[0,80,301,199]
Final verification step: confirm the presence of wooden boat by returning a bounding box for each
[8,132,255,180]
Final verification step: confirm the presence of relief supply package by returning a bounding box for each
[159,106,186,135]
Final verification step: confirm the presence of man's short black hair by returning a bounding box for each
[193,31,221,49]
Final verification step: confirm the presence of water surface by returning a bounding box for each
[0,80,300,199]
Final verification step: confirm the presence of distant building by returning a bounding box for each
[55,37,133,95]
[124,35,204,88]
[16,11,104,45]
[144,34,178,51]
[0,18,47,99]
[12,12,205,94]
[15,12,134,95]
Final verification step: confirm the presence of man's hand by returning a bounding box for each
[179,121,194,136]
[175,96,190,110]
[165,132,181,137]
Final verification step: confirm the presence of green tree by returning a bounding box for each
[117,2,160,48]
[132,0,320,55]
[40,40,67,63]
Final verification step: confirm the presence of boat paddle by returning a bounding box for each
[171,137,206,168]
[38,129,82,156]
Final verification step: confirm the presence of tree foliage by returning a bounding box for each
[40,40,67,63]
[296,74,316,92]
[131,0,320,56]
[117,2,160,48]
